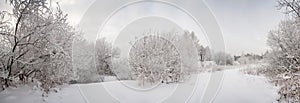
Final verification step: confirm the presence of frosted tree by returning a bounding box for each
[35,7,75,93]
[177,31,199,73]
[95,38,120,76]
[0,0,76,93]
[72,37,99,83]
[213,52,233,65]
[264,0,300,102]
[129,35,183,85]
[204,46,212,61]
[182,31,212,62]
[188,31,205,62]
[72,37,120,83]
[267,20,300,102]
[278,0,300,18]
[0,11,11,84]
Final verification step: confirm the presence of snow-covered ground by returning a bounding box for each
[213,69,279,103]
[0,66,279,103]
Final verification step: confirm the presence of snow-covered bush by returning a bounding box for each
[76,67,102,83]
[154,31,201,71]
[34,9,75,93]
[199,61,217,68]
[265,1,300,101]
[236,54,263,64]
[240,64,268,76]
[266,19,300,102]
[129,35,183,85]
[213,52,233,65]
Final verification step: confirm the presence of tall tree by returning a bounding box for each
[0,0,75,92]
[95,38,120,76]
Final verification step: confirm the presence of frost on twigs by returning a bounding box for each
[129,35,184,86]
[0,0,75,94]
[265,0,300,101]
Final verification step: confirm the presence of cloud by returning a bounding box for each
[0,0,285,55]
[204,0,284,54]
[60,0,284,54]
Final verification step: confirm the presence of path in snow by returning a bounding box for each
[0,67,279,103]
[213,69,279,103]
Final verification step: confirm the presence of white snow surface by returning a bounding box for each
[0,66,279,103]
[213,69,279,103]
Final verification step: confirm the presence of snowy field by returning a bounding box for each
[0,66,279,103]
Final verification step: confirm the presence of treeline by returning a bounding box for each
[73,31,206,85]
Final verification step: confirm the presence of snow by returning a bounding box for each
[0,85,86,103]
[0,66,280,103]
[213,69,279,103]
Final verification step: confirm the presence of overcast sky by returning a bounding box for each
[205,0,285,55]
[0,0,285,55]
